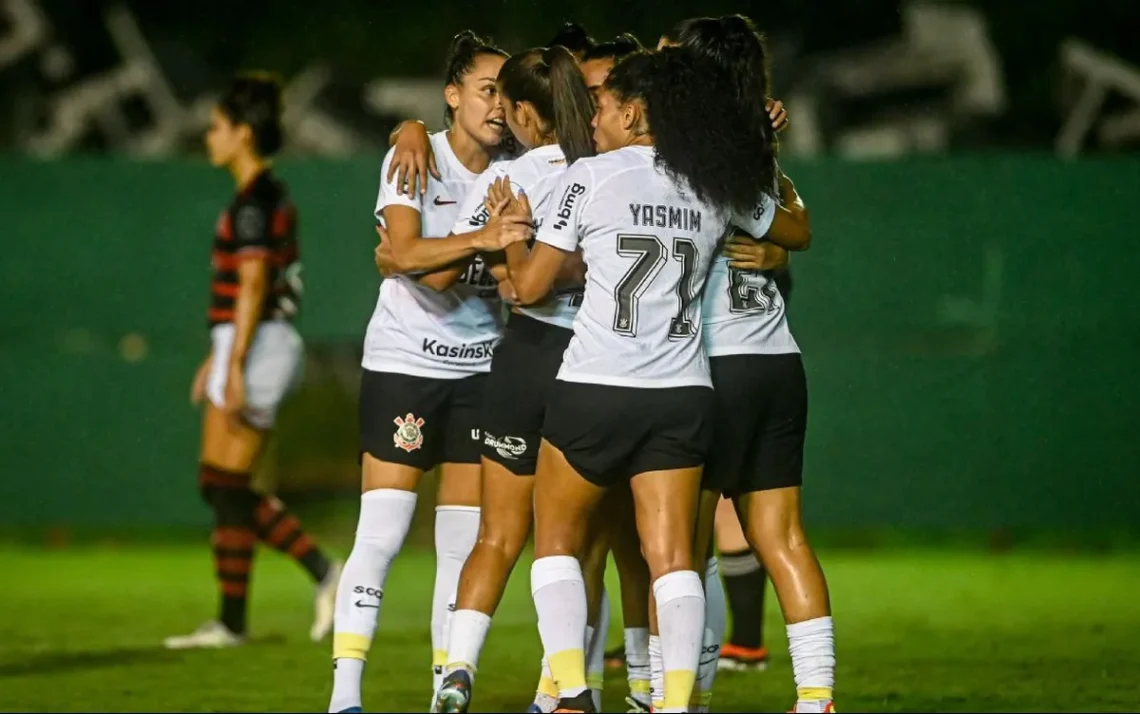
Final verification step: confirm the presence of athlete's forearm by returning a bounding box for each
[554,249,586,290]
[389,232,481,274]
[230,259,268,366]
[415,260,471,292]
[508,242,564,306]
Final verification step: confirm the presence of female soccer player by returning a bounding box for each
[712,245,793,673]
[407,44,598,714]
[499,47,781,713]
[326,32,529,714]
[663,15,835,714]
[165,73,342,651]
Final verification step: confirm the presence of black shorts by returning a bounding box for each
[480,313,572,475]
[542,380,713,488]
[359,369,486,471]
[703,353,808,496]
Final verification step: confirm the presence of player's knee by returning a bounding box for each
[752,517,810,564]
[640,540,693,582]
[476,520,528,561]
[208,487,260,526]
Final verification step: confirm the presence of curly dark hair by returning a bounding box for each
[604,47,777,215]
[664,15,778,179]
[218,72,284,157]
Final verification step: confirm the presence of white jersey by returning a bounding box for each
[703,192,801,356]
[362,131,504,379]
[534,145,774,389]
[451,143,580,330]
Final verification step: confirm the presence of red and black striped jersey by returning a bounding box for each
[208,170,302,328]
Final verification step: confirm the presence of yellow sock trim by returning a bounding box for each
[663,669,697,710]
[689,688,713,707]
[332,633,371,661]
[630,680,651,696]
[432,648,448,668]
[798,686,834,701]
[537,673,559,698]
[586,673,604,690]
[548,648,587,692]
[446,661,476,675]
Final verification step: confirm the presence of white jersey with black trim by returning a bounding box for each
[362,131,504,379]
[451,143,580,330]
[534,145,775,389]
[702,190,801,356]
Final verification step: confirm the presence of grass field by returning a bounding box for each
[1,544,1138,712]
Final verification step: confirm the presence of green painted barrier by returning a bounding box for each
[1,156,1136,528]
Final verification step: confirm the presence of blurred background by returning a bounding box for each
[1,0,1136,540]
[1,1,1139,711]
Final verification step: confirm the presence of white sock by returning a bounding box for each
[329,658,364,713]
[788,616,835,709]
[531,555,589,700]
[329,489,417,713]
[432,506,480,692]
[693,557,727,712]
[533,657,558,712]
[586,587,610,710]
[624,627,651,707]
[654,570,706,713]
[649,633,664,711]
[445,609,492,675]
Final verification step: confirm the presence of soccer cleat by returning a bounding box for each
[163,620,244,649]
[526,706,544,713]
[434,669,473,713]
[624,696,651,713]
[717,643,769,672]
[553,691,597,713]
[311,559,343,642]
[336,708,363,713]
[604,644,626,670]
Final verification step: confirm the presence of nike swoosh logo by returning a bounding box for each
[433,197,457,206]
[354,600,380,608]
[699,657,719,667]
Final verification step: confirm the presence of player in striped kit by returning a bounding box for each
[495,47,783,713]
[166,73,342,651]
[326,32,533,714]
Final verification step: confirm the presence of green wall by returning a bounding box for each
[1,155,1137,529]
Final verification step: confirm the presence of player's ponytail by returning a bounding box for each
[442,30,508,127]
[543,46,595,165]
[546,21,596,57]
[497,47,595,165]
[219,72,285,157]
[582,33,645,63]
[663,15,778,203]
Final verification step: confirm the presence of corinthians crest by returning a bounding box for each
[393,413,425,452]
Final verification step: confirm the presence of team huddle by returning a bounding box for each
[175,13,835,714]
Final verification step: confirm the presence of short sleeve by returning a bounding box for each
[232,199,272,253]
[731,193,777,239]
[451,166,504,235]
[534,160,593,253]
[374,146,423,226]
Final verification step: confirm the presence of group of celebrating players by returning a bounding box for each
[170,13,835,714]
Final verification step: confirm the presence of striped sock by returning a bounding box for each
[253,495,330,582]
